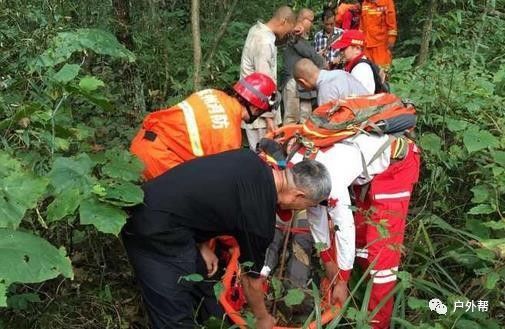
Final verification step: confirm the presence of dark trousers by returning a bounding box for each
[121,229,223,329]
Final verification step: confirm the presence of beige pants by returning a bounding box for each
[283,78,313,124]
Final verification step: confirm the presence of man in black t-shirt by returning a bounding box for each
[122,149,331,329]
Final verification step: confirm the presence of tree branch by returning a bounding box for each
[191,0,202,90]
[203,0,239,69]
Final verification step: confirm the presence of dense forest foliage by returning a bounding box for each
[0,0,504,328]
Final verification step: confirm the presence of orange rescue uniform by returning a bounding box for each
[130,89,243,180]
[360,0,397,69]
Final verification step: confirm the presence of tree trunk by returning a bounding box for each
[191,0,202,90]
[112,0,134,50]
[417,0,437,66]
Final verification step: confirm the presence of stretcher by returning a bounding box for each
[216,236,341,329]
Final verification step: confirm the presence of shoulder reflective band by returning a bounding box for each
[179,101,204,157]
[238,78,269,103]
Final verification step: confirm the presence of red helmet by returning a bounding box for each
[233,73,278,111]
[331,29,365,51]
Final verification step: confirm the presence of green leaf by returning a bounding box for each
[49,154,95,195]
[241,261,254,269]
[52,64,80,83]
[178,273,204,283]
[79,197,127,235]
[492,150,505,167]
[471,185,490,204]
[32,29,135,70]
[102,149,143,182]
[463,129,499,153]
[0,152,22,178]
[468,204,495,215]
[0,282,6,307]
[475,248,495,262]
[446,118,468,132]
[0,229,73,284]
[455,320,481,329]
[283,288,305,307]
[0,173,49,228]
[101,180,143,207]
[271,276,283,299]
[213,282,224,300]
[7,293,41,310]
[78,76,105,92]
[483,220,505,230]
[484,272,500,290]
[481,238,505,258]
[46,189,81,223]
[419,133,442,154]
[407,297,426,310]
[465,218,490,238]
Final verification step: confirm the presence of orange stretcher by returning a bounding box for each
[216,236,341,329]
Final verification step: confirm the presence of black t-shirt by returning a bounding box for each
[125,149,277,274]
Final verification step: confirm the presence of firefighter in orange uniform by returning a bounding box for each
[130,73,278,180]
[360,0,397,70]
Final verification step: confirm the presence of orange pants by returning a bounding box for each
[364,45,392,69]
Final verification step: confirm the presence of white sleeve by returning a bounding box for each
[351,63,375,95]
[327,182,355,272]
[307,205,331,249]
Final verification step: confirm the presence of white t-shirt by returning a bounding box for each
[290,134,391,272]
[351,62,376,95]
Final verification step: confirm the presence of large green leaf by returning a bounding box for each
[52,64,80,83]
[102,149,143,182]
[0,152,22,178]
[463,129,499,153]
[471,185,490,204]
[101,180,143,207]
[78,75,105,92]
[79,197,127,235]
[0,282,6,307]
[446,118,468,132]
[0,229,73,284]
[467,204,495,215]
[32,29,135,69]
[283,288,305,307]
[49,154,95,195]
[492,150,505,167]
[0,173,49,228]
[46,189,81,223]
[419,133,442,154]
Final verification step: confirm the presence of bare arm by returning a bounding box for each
[241,274,275,328]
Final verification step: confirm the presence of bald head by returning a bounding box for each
[297,8,314,21]
[273,6,297,24]
[267,6,296,39]
[293,59,320,91]
[296,8,314,36]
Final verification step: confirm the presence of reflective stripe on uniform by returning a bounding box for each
[374,191,410,200]
[370,267,398,277]
[179,101,204,157]
[371,266,398,284]
[356,248,368,258]
[373,274,397,284]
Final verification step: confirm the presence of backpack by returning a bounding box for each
[356,58,390,94]
[268,93,416,151]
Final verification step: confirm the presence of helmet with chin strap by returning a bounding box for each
[233,73,279,111]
